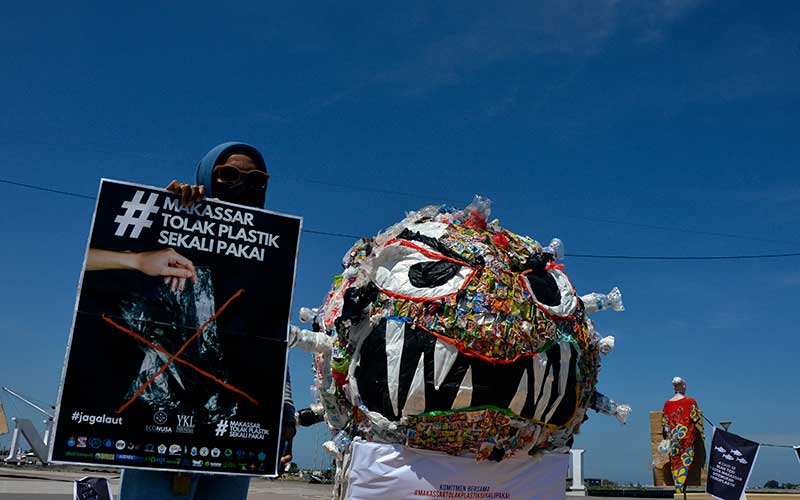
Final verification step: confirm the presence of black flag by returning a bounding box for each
[706,428,759,500]
[74,477,113,500]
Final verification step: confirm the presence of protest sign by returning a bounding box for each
[706,428,759,500]
[50,179,302,476]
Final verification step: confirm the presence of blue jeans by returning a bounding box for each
[119,469,250,499]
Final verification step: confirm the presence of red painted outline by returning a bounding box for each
[383,239,472,267]
[377,239,476,302]
[102,316,258,406]
[414,323,543,365]
[378,268,477,303]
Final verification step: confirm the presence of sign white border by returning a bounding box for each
[49,179,303,478]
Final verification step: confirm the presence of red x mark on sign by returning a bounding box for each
[102,289,259,414]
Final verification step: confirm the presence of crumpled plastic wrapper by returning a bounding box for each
[405,408,541,461]
[581,287,624,313]
[119,266,237,423]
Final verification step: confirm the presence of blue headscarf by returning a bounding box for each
[195,142,267,207]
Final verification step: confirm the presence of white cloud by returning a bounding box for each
[378,0,701,94]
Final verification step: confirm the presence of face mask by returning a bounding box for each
[212,181,266,208]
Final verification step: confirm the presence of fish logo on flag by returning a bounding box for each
[706,428,759,500]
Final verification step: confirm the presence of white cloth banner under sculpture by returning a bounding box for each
[346,440,569,500]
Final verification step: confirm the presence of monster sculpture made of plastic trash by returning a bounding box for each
[290,197,628,496]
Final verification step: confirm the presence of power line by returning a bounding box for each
[702,413,795,448]
[556,214,798,246]
[302,228,363,239]
[0,179,95,201]
[2,177,800,261]
[2,135,797,245]
[567,252,800,260]
[0,178,367,240]
[277,176,464,205]
[274,175,799,246]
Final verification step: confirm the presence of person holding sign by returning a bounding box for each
[119,142,296,499]
[662,376,705,494]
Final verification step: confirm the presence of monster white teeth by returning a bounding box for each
[531,352,546,416]
[402,354,426,416]
[508,369,528,415]
[433,339,459,391]
[385,319,406,416]
[451,366,473,409]
[544,343,572,422]
[533,354,554,421]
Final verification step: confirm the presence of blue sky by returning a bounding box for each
[2,0,800,485]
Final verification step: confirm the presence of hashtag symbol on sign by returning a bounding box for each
[113,190,160,238]
[72,411,81,422]
[215,421,228,437]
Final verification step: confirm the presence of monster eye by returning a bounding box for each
[371,240,475,301]
[408,261,463,288]
[521,268,578,319]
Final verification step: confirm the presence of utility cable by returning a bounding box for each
[3,177,800,261]
[702,413,795,448]
[0,134,796,245]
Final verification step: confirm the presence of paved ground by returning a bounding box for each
[0,466,333,499]
[686,495,800,500]
[2,466,800,500]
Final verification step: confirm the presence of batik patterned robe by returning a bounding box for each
[662,397,703,492]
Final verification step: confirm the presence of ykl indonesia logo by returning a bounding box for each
[114,190,160,238]
[176,414,195,435]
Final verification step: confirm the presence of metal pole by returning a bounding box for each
[1,387,53,418]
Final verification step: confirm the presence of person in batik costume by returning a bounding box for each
[662,376,704,493]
